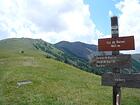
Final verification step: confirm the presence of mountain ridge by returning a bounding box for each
[55,41,97,60]
[0,38,140,75]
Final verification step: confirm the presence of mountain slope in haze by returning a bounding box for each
[0,38,140,105]
[132,54,140,63]
[55,41,140,74]
[55,41,98,60]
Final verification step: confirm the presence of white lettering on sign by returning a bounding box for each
[106,40,125,45]
[92,54,131,68]
[111,30,118,34]
[96,59,116,64]
[106,40,126,48]
[111,26,118,29]
[96,64,105,67]
[114,79,125,82]
[111,44,120,48]
[111,44,116,48]
[106,41,111,44]
[116,40,125,44]
[112,41,116,44]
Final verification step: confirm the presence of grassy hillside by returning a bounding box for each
[0,38,43,58]
[0,38,140,105]
[34,39,94,73]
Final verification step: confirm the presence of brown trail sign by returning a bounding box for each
[102,73,140,88]
[92,54,131,68]
[98,36,135,51]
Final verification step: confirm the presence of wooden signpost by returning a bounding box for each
[95,16,136,105]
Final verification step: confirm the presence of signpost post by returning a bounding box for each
[111,16,121,105]
[94,16,136,105]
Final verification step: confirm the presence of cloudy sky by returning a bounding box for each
[0,0,140,53]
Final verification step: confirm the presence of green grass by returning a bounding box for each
[0,38,140,105]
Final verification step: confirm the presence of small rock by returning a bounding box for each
[17,80,32,88]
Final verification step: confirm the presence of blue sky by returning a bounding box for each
[84,0,121,35]
[0,0,140,53]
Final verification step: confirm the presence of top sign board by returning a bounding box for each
[98,36,135,51]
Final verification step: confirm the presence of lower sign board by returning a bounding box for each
[91,54,131,68]
[102,73,140,88]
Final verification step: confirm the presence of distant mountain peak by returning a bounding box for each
[55,41,97,60]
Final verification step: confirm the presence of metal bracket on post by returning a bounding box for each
[116,94,119,105]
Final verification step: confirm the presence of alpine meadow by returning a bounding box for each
[0,38,140,105]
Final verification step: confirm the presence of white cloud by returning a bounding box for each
[0,0,39,38]
[0,0,101,44]
[109,10,113,17]
[116,0,140,53]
